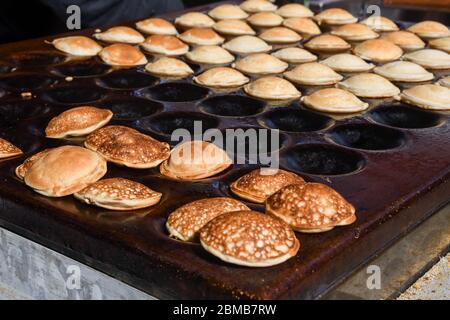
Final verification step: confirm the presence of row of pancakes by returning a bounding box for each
[47,3,450,112]
[0,103,356,267]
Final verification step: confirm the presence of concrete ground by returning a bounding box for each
[398,254,449,300]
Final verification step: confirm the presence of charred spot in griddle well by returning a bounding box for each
[328,123,406,151]
[259,107,333,132]
[144,82,210,102]
[97,69,159,90]
[199,95,265,117]
[284,144,365,175]
[97,96,163,121]
[370,104,445,129]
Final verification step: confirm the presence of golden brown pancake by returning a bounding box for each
[85,125,170,169]
[200,211,299,267]
[99,43,148,66]
[353,39,402,63]
[166,197,250,242]
[0,138,23,159]
[141,35,189,56]
[230,168,305,203]
[178,28,225,46]
[136,18,178,35]
[266,183,356,233]
[52,36,102,57]
[93,26,145,44]
[24,146,107,197]
[160,141,232,180]
[145,57,194,78]
[74,178,162,210]
[193,67,249,88]
[45,106,113,139]
[244,76,301,100]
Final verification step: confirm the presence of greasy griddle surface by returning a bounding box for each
[0,2,449,299]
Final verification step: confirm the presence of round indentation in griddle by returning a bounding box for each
[97,96,163,120]
[221,127,287,163]
[199,95,265,117]
[370,104,445,129]
[8,51,66,67]
[0,73,57,91]
[328,123,406,151]
[0,100,52,125]
[259,107,333,132]
[44,86,106,104]
[136,111,219,139]
[284,144,365,176]
[144,82,210,102]
[97,69,158,90]
[53,59,111,77]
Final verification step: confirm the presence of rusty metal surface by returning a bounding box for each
[0,2,449,299]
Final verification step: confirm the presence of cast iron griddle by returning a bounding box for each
[0,2,449,299]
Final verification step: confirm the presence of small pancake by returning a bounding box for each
[0,138,23,159]
[276,3,313,18]
[382,31,425,51]
[166,197,250,242]
[233,53,288,75]
[266,183,356,233]
[360,16,398,32]
[400,84,450,111]
[160,140,232,180]
[85,125,170,169]
[284,62,343,86]
[52,36,102,57]
[230,168,305,203]
[136,18,178,35]
[283,18,321,37]
[271,47,317,64]
[145,57,194,78]
[374,61,433,83]
[178,28,225,46]
[407,21,450,40]
[74,178,162,211]
[99,44,147,66]
[403,49,450,70]
[16,148,54,180]
[193,67,249,88]
[302,88,369,113]
[208,4,249,20]
[247,12,283,28]
[24,146,107,197]
[438,76,450,88]
[213,19,255,36]
[141,35,189,56]
[200,211,300,267]
[175,12,215,29]
[353,39,402,63]
[320,53,374,72]
[244,76,301,100]
[259,27,302,44]
[304,34,351,52]
[222,35,272,55]
[337,73,400,98]
[45,106,113,139]
[313,8,357,26]
[331,23,379,41]
[240,0,277,13]
[93,26,145,44]
[429,37,450,53]
[185,45,235,65]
